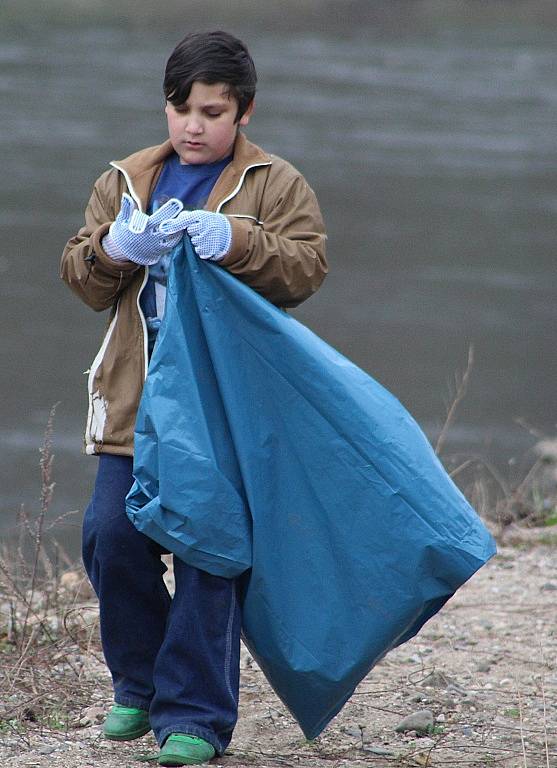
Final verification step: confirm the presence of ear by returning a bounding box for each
[239,99,255,127]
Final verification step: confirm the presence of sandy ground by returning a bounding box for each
[1,539,556,768]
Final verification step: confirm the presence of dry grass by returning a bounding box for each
[1,401,556,766]
[0,405,102,741]
[433,345,557,537]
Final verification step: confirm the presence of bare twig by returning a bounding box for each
[541,675,550,768]
[516,684,528,768]
[0,559,56,644]
[20,403,59,651]
[538,640,551,768]
[435,343,474,457]
[448,458,475,478]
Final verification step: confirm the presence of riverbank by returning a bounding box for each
[2,529,557,767]
[2,424,557,765]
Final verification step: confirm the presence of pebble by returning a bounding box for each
[541,582,557,591]
[78,705,105,726]
[447,681,467,696]
[37,745,57,755]
[364,745,395,756]
[410,693,426,703]
[422,671,453,688]
[440,696,457,708]
[395,709,434,735]
[461,695,479,707]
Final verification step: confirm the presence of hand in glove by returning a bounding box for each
[160,210,232,262]
[102,194,185,266]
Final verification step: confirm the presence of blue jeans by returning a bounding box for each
[82,454,241,755]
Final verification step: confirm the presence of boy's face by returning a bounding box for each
[165,81,253,165]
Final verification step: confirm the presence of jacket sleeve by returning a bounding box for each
[60,168,142,312]
[219,166,328,308]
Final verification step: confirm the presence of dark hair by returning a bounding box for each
[164,31,257,121]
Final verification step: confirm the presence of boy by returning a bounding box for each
[61,31,327,767]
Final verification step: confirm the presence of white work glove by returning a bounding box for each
[160,210,232,262]
[102,194,186,266]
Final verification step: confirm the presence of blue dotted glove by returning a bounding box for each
[160,210,232,262]
[103,194,185,266]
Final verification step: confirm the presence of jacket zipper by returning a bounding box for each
[89,155,273,430]
[84,163,150,453]
[106,158,272,381]
[85,157,272,452]
[109,161,150,380]
[109,161,143,210]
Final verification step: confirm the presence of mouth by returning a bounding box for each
[185,141,204,148]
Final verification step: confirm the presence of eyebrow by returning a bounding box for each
[202,101,231,108]
[176,99,232,110]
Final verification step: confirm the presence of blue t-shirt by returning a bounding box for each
[140,152,231,355]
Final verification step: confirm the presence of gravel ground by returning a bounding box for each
[2,540,556,768]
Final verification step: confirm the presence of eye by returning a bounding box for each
[205,111,222,119]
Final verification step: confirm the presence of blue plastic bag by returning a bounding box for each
[127,238,496,738]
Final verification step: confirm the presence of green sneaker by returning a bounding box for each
[158,734,216,766]
[103,705,151,741]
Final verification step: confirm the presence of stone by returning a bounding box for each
[395,709,434,735]
[421,671,453,688]
[60,570,94,598]
[440,696,457,708]
[410,693,426,703]
[364,745,395,756]
[460,695,479,708]
[37,745,57,755]
[78,706,105,726]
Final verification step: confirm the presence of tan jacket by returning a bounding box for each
[60,133,328,455]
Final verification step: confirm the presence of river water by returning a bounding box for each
[1,5,556,555]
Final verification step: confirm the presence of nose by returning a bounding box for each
[185,116,203,135]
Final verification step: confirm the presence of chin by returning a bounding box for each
[178,153,205,165]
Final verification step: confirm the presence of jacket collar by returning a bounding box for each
[111,132,272,211]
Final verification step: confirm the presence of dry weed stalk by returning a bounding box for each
[541,675,550,768]
[538,641,551,768]
[0,405,102,734]
[435,343,474,458]
[494,455,554,530]
[516,683,528,768]
[19,403,58,652]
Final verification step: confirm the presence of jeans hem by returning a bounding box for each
[114,695,151,712]
[156,723,224,755]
